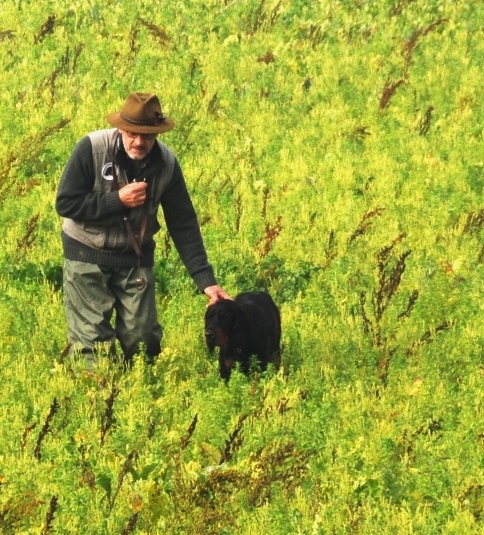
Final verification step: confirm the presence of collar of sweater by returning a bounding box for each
[114,140,165,176]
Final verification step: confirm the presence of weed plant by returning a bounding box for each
[1,0,484,532]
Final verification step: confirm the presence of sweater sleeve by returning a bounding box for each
[160,159,217,291]
[55,136,124,221]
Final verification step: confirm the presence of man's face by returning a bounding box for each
[119,129,157,160]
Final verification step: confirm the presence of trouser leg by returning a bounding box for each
[111,266,162,363]
[63,260,117,366]
[63,260,162,366]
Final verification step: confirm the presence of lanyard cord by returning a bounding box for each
[110,131,148,291]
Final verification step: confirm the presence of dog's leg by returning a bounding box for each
[272,348,281,370]
[219,347,236,380]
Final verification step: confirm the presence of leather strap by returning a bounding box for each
[110,130,149,260]
[123,212,147,258]
[110,130,148,291]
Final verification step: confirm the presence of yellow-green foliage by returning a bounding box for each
[1,0,484,533]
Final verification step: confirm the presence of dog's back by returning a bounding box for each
[234,291,281,355]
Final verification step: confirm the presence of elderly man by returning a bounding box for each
[56,92,230,367]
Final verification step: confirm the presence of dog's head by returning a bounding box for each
[204,298,240,351]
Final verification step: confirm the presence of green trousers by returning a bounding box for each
[63,259,162,365]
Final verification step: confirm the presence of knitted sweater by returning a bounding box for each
[55,129,217,292]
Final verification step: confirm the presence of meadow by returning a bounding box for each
[1,0,484,532]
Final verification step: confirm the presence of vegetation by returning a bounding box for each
[1,0,484,532]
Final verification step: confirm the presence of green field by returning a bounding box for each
[1,0,484,533]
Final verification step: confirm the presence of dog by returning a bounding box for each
[204,291,281,380]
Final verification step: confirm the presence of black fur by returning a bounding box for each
[204,291,281,380]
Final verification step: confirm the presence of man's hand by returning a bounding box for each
[119,181,148,208]
[204,285,232,306]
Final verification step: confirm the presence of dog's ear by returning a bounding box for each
[230,306,250,343]
[230,301,247,331]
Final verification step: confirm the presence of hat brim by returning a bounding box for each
[106,112,175,134]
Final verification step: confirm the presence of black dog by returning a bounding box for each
[205,291,281,380]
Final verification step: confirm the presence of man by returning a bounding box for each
[56,92,230,367]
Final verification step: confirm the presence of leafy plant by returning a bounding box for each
[1,0,484,532]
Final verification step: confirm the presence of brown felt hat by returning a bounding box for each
[106,92,175,134]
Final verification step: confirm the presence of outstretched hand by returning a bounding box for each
[204,285,232,306]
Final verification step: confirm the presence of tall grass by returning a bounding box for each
[1,0,484,532]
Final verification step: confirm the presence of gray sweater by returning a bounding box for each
[56,129,217,292]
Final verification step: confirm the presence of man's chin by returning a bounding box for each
[127,150,148,160]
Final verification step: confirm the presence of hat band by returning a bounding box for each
[120,112,165,127]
